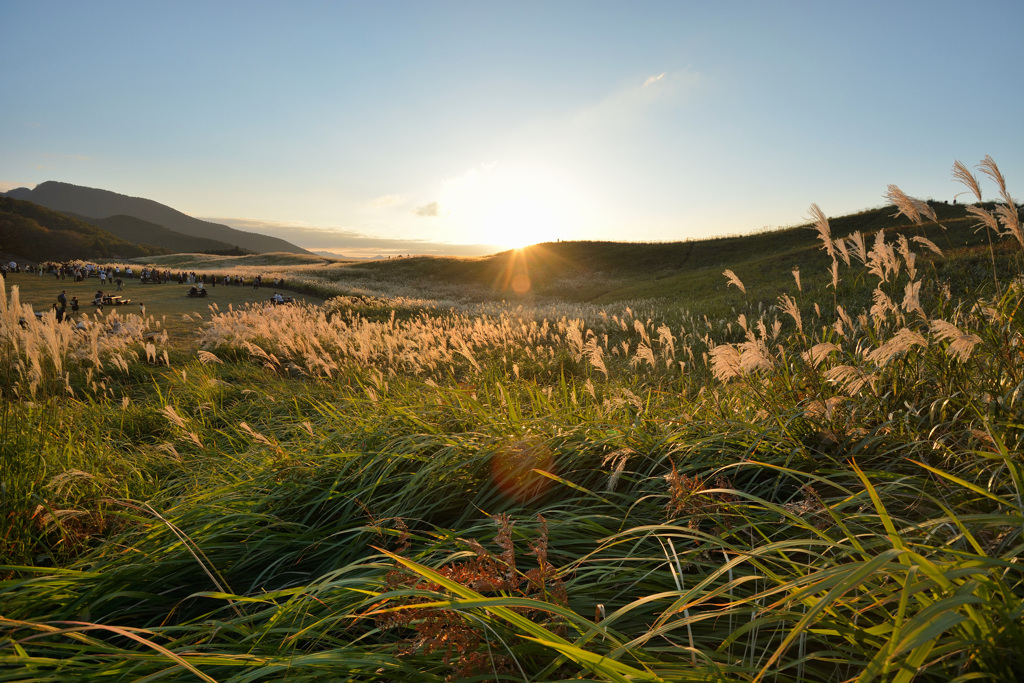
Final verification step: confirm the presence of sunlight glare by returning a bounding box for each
[441,164,582,249]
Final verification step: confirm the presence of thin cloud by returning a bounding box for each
[369,194,406,208]
[577,68,701,124]
[414,201,442,217]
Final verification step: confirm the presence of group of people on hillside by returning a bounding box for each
[51,289,80,321]
[27,261,285,290]
[5,262,298,322]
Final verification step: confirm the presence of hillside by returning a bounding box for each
[323,200,990,308]
[4,181,312,255]
[61,212,246,255]
[0,196,168,262]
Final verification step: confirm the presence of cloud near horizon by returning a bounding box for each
[413,201,442,217]
[203,217,501,257]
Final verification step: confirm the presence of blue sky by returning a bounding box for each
[2,1,1022,256]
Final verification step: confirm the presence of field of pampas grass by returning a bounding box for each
[1,158,1023,682]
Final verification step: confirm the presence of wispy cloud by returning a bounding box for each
[414,201,442,217]
[369,194,407,208]
[569,68,700,131]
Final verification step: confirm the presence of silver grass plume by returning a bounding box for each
[808,203,835,260]
[952,160,983,202]
[866,327,928,365]
[930,319,983,362]
[802,342,841,368]
[885,185,938,225]
[911,236,943,256]
[833,236,852,266]
[777,294,803,334]
[848,231,868,265]
[723,269,745,294]
[978,157,1022,246]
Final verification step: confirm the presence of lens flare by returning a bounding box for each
[490,439,554,503]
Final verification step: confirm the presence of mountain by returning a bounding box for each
[62,212,245,255]
[0,196,168,262]
[4,181,312,255]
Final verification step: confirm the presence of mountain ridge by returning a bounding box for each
[4,181,312,255]
[0,195,169,262]
[60,212,246,255]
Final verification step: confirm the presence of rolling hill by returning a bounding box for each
[305,199,1005,316]
[3,181,311,255]
[61,212,245,255]
[0,196,168,262]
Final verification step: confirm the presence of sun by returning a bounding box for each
[441,164,582,249]
[479,194,562,249]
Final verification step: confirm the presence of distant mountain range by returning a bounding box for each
[3,181,311,256]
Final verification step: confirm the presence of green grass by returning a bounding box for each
[2,170,1024,681]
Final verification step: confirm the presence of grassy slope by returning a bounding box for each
[0,197,169,262]
[328,201,992,312]
[61,212,243,255]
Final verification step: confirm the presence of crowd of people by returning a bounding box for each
[3,260,296,323]
[26,261,287,290]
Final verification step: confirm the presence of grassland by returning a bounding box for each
[2,160,1024,681]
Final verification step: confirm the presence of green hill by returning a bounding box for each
[4,181,312,255]
[61,212,246,255]
[317,200,1004,315]
[342,204,983,296]
[0,196,169,262]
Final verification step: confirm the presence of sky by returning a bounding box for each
[2,1,1023,258]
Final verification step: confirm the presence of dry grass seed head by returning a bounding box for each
[723,269,746,294]
[865,327,928,365]
[930,319,983,362]
[808,203,835,260]
[953,160,983,202]
[885,184,938,224]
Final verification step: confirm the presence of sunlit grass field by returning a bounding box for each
[2,159,1023,681]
